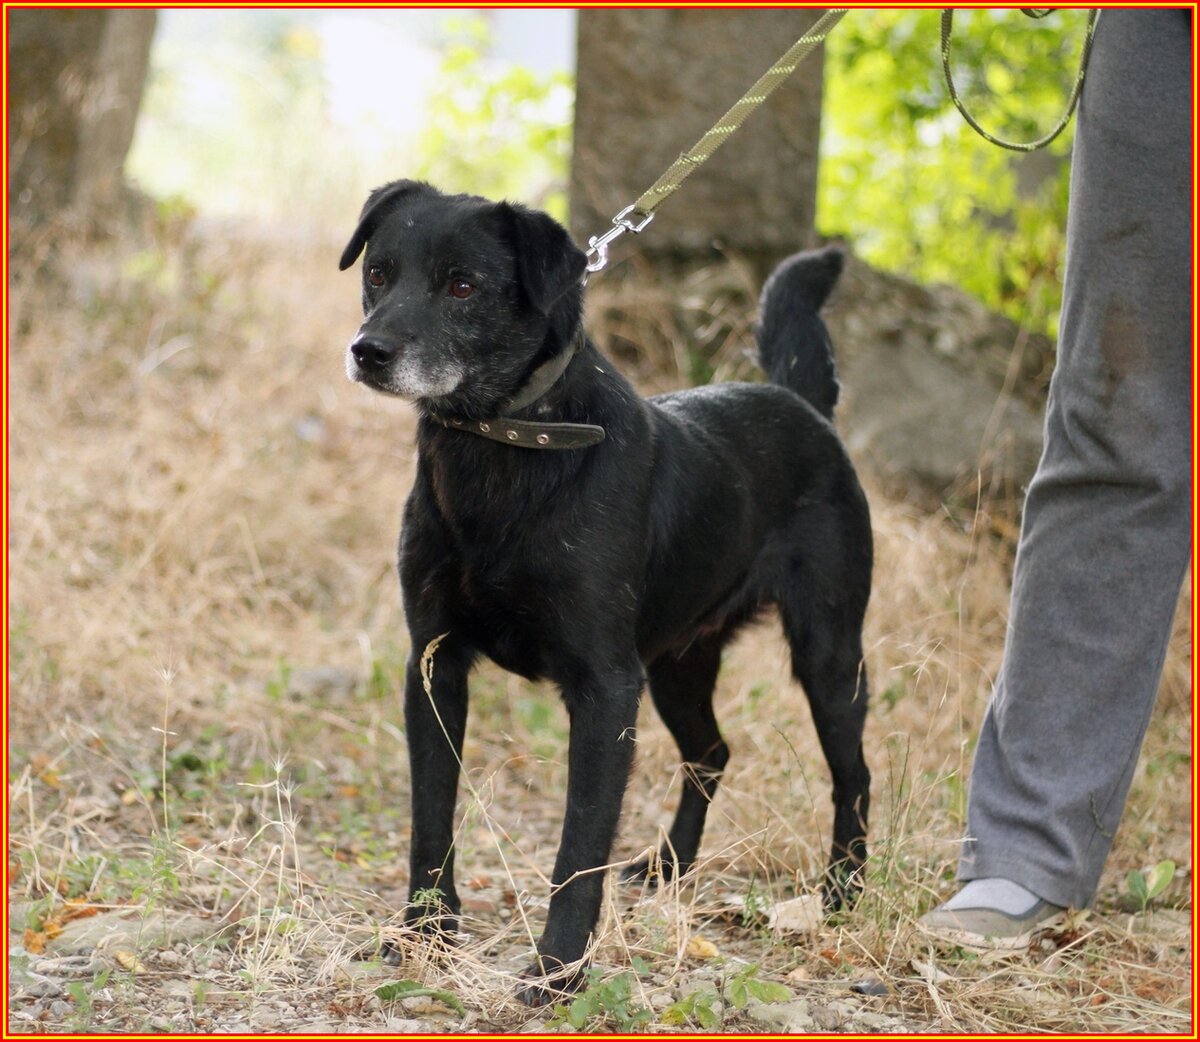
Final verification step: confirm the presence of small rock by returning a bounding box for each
[768,893,823,935]
[745,997,815,1032]
[49,1000,72,1019]
[48,908,212,954]
[164,979,198,999]
[811,1002,844,1031]
[850,976,891,997]
[15,979,64,1000]
[384,1017,433,1033]
[32,955,107,977]
[648,990,675,1011]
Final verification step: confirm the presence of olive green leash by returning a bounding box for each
[585,8,849,275]
[941,8,1100,153]
[584,8,1099,276]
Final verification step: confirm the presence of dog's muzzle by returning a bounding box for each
[349,336,398,373]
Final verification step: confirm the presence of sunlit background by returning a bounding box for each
[124,7,1089,336]
[128,9,577,226]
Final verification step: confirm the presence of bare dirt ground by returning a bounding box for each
[7,222,1192,1034]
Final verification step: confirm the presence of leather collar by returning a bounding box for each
[435,331,606,450]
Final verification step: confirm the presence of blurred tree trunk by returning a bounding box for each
[570,9,827,274]
[8,8,157,236]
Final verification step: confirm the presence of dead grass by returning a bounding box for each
[6,218,1192,1033]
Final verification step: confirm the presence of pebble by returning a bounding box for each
[33,955,108,977]
[648,990,675,1011]
[811,1002,844,1031]
[17,979,66,1000]
[385,1016,433,1032]
[850,976,891,997]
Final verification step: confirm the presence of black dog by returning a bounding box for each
[339,181,872,1004]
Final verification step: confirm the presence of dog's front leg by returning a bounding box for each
[517,665,643,1006]
[390,642,471,960]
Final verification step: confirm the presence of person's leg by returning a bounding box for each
[924,9,1192,939]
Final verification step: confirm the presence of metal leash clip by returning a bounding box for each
[584,204,655,278]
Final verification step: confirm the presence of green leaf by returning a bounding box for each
[374,979,465,1015]
[746,978,793,1004]
[660,1004,687,1027]
[1126,869,1149,905]
[567,993,593,1030]
[695,1000,721,1031]
[728,975,748,1009]
[1146,860,1176,901]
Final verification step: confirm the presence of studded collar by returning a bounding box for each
[434,330,606,450]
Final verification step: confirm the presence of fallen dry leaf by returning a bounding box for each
[114,949,147,973]
[685,935,720,960]
[61,899,102,922]
[911,957,955,984]
[769,894,823,935]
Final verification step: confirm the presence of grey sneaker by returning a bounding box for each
[917,897,1067,951]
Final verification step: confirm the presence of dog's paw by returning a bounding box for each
[403,903,461,937]
[620,850,688,887]
[515,955,583,1008]
[381,910,462,965]
[821,864,865,915]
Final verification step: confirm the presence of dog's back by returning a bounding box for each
[755,245,844,422]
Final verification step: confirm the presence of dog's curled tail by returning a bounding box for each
[755,245,845,422]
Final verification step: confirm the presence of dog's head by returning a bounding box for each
[339,180,588,419]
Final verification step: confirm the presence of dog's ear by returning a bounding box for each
[338,180,431,271]
[499,202,588,314]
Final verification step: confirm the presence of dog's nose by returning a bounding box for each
[350,336,398,372]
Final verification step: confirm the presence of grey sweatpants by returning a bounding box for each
[958,10,1193,909]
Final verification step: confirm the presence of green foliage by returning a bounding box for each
[726,963,793,1007]
[662,985,722,1031]
[413,18,573,220]
[819,9,1093,336]
[130,14,570,224]
[663,963,793,1031]
[1125,860,1176,913]
[374,978,465,1015]
[130,20,337,218]
[552,968,653,1033]
[409,885,445,917]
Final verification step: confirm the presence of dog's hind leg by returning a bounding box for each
[780,530,872,911]
[623,637,728,885]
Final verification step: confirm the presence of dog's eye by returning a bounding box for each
[448,278,476,300]
[367,266,386,288]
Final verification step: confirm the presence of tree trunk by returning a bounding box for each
[8,8,157,235]
[570,9,827,271]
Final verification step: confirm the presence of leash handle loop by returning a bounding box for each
[941,8,1100,153]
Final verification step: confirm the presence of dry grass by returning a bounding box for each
[6,217,1192,1033]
